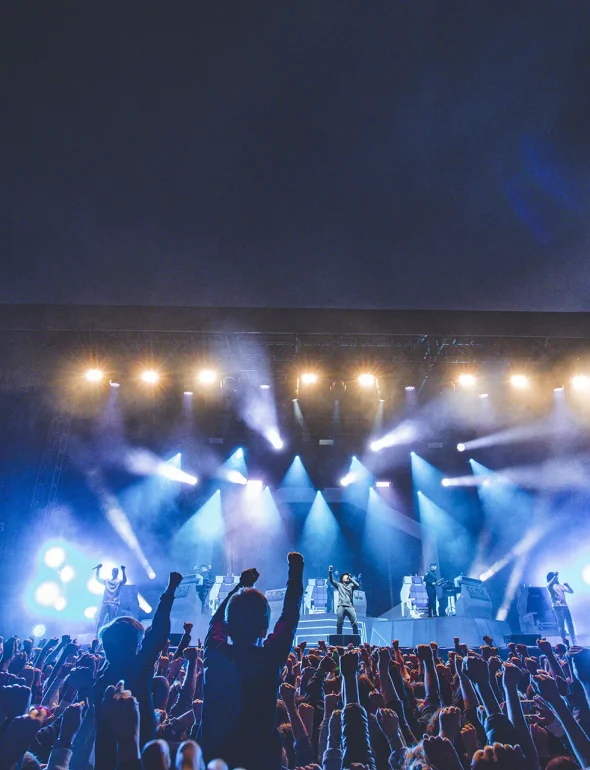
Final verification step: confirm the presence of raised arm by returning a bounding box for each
[564,581,574,594]
[139,572,183,664]
[328,566,338,589]
[266,553,304,660]
[120,566,128,586]
[349,575,360,590]
[204,570,255,650]
[547,573,559,589]
[502,663,539,770]
[94,565,105,586]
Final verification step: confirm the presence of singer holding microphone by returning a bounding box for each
[92,563,127,632]
[547,571,576,645]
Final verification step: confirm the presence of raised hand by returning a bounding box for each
[532,673,562,708]
[502,662,522,690]
[463,655,490,686]
[280,682,297,711]
[461,722,478,757]
[288,552,304,569]
[340,651,359,678]
[240,568,259,587]
[368,690,385,713]
[183,622,193,634]
[324,692,340,715]
[537,638,553,656]
[318,653,336,675]
[415,644,433,663]
[59,702,83,743]
[168,572,184,591]
[376,707,399,741]
[183,647,199,663]
[471,742,525,769]
[439,705,461,741]
[102,681,140,747]
[328,708,342,743]
[0,683,31,721]
[422,735,463,770]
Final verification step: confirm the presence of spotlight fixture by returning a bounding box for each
[457,373,476,388]
[340,472,357,487]
[405,385,415,392]
[44,546,66,569]
[32,624,46,637]
[141,370,160,384]
[183,391,194,396]
[572,375,590,391]
[85,369,103,383]
[457,443,466,452]
[260,384,271,390]
[55,594,67,610]
[358,373,376,387]
[510,374,529,389]
[59,565,75,583]
[109,380,120,388]
[197,369,218,385]
[84,607,98,619]
[441,478,451,487]
[300,373,318,385]
[375,481,390,488]
[553,386,564,392]
[478,393,489,400]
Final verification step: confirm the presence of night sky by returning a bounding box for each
[3,3,590,310]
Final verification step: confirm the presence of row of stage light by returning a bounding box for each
[82,368,590,393]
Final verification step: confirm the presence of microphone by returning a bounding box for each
[91,564,102,571]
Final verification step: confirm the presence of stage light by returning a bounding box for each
[84,606,98,619]
[260,384,271,390]
[405,385,415,391]
[300,373,318,385]
[457,443,466,452]
[85,369,103,383]
[478,393,489,400]
[358,373,376,387]
[35,582,60,607]
[44,546,66,569]
[441,478,451,487]
[458,373,476,388]
[198,369,218,385]
[141,370,159,384]
[183,391,194,396]
[32,624,46,637]
[375,481,390,488]
[245,479,263,494]
[54,597,67,611]
[137,593,152,614]
[510,374,529,389]
[147,567,156,580]
[157,463,198,485]
[226,470,248,485]
[572,375,590,391]
[267,432,284,451]
[59,565,75,583]
[340,472,357,487]
[109,380,120,388]
[582,564,590,586]
[554,386,564,392]
[235,448,244,459]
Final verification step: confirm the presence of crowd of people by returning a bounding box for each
[2,551,590,770]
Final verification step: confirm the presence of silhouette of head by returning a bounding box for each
[100,616,144,661]
[226,587,271,643]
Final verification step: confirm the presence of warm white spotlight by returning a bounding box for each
[375,481,390,488]
[458,373,476,387]
[109,380,120,388]
[44,546,66,569]
[32,624,46,637]
[572,375,590,391]
[478,393,489,400]
[227,470,248,485]
[141,370,160,384]
[405,385,415,392]
[84,606,98,619]
[358,373,376,387]
[510,374,529,389]
[59,565,75,583]
[554,386,564,392]
[300,373,318,385]
[457,443,466,452]
[85,369,103,383]
[198,369,218,385]
[184,391,194,396]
